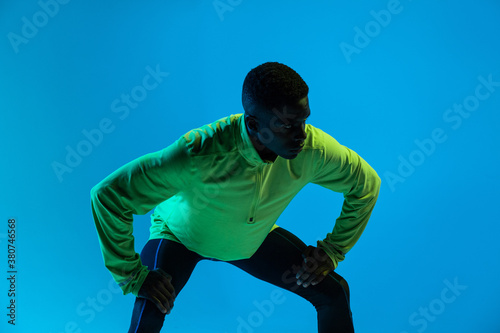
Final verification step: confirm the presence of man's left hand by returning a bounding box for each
[295,245,335,288]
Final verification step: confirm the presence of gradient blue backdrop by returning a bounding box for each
[1,1,499,332]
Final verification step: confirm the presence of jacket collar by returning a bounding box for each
[236,113,274,166]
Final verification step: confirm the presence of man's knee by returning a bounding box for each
[338,277,350,301]
[327,271,350,301]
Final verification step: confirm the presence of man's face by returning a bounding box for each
[247,96,310,160]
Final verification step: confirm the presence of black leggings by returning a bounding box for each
[128,227,354,332]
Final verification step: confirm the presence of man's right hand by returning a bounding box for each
[138,268,177,315]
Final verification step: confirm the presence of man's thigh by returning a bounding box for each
[128,238,204,333]
[139,238,204,296]
[226,227,350,302]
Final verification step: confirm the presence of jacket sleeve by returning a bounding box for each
[90,137,190,296]
[311,130,381,269]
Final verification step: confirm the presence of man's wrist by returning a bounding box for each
[316,242,339,270]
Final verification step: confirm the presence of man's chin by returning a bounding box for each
[280,150,301,159]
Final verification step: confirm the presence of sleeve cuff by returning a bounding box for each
[118,266,150,297]
[316,240,345,270]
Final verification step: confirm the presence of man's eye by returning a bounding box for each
[283,120,306,129]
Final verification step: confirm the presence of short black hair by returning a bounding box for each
[242,62,309,115]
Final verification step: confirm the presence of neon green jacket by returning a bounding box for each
[90,113,381,296]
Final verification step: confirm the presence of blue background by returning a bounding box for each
[1,1,499,332]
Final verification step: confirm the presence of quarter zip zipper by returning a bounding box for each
[247,163,265,224]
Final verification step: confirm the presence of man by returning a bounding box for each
[90,61,381,332]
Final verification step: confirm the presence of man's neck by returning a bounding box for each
[245,117,277,162]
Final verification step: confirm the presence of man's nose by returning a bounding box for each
[294,129,307,145]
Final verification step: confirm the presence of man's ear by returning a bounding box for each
[245,114,259,132]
